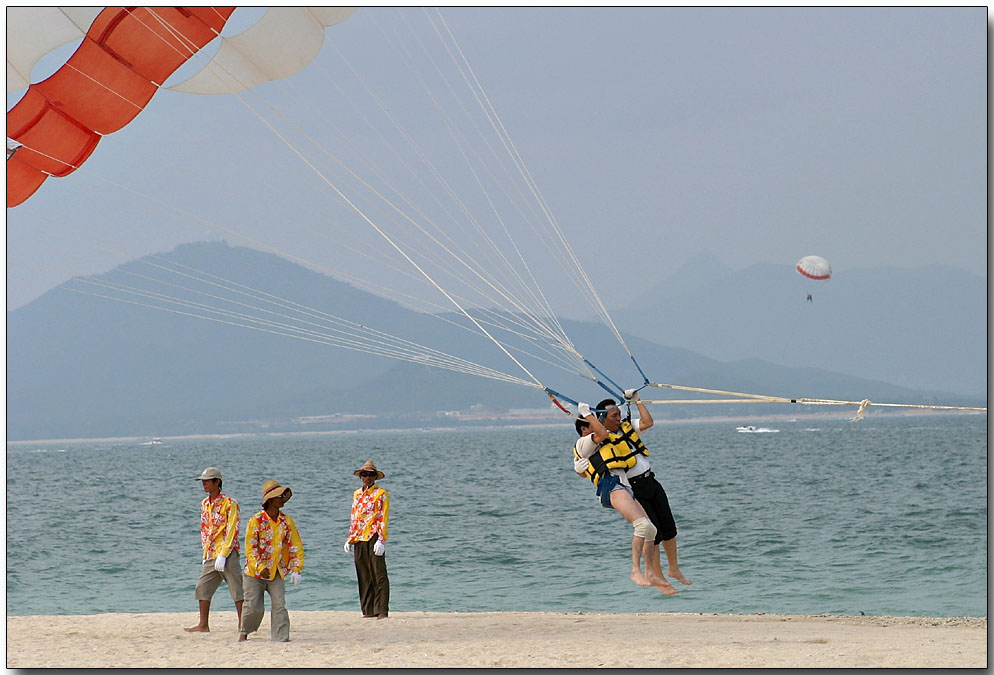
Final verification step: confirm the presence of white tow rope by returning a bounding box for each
[642,382,986,420]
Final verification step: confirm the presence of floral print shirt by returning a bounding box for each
[243,510,304,580]
[200,493,239,560]
[347,485,389,543]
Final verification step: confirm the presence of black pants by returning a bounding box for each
[353,535,389,616]
[629,471,678,543]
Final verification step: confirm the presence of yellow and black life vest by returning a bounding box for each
[575,419,649,485]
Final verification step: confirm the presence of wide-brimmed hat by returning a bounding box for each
[196,467,222,481]
[353,460,384,480]
[261,479,292,506]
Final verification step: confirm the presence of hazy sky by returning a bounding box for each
[6,6,987,314]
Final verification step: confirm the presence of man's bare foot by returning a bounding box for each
[668,569,692,585]
[649,576,679,595]
[376,613,389,620]
[237,634,247,642]
[184,625,209,633]
[631,569,652,587]
[647,572,680,595]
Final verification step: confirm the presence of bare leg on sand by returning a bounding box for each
[184,600,212,632]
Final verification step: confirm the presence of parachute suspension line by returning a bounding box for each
[18,10,581,396]
[582,359,627,402]
[86,89,486,325]
[49,138,590,382]
[630,356,651,386]
[423,10,577,332]
[241,29,592,382]
[544,387,580,417]
[430,8,636,365]
[27,8,587,390]
[141,254,583,379]
[8,229,536,385]
[218,86,549,391]
[231,70,574,358]
[315,35,580,361]
[394,11,575,351]
[60,278,538,387]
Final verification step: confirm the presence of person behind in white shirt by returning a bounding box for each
[596,391,691,588]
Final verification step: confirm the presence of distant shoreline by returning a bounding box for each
[6,408,983,446]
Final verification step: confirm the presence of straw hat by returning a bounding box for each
[261,479,292,506]
[353,460,384,480]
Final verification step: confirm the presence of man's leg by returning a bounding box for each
[631,482,681,594]
[222,552,246,630]
[269,576,290,642]
[184,600,212,632]
[354,541,375,616]
[238,575,265,641]
[186,560,222,632]
[610,489,650,586]
[642,480,690,586]
[661,537,691,585]
[371,548,389,618]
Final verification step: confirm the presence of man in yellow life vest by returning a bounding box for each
[573,404,677,594]
[595,389,691,588]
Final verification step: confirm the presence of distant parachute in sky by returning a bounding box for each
[5,6,357,208]
[795,255,832,281]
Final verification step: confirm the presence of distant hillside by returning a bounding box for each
[611,258,987,395]
[7,242,984,440]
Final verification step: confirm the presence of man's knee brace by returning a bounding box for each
[632,517,657,541]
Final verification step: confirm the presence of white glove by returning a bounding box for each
[624,388,639,402]
[574,456,590,473]
[577,402,591,417]
[213,555,227,572]
[344,542,354,554]
[288,571,302,587]
[373,540,385,556]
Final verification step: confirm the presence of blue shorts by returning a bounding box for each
[595,474,633,508]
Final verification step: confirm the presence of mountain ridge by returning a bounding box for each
[7,242,984,440]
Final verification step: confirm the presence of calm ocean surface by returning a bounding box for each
[5,414,987,617]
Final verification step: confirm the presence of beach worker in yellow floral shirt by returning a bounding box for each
[344,460,390,619]
[185,466,244,633]
[238,480,304,642]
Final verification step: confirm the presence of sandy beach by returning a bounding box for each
[6,610,986,668]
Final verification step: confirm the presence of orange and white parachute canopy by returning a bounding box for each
[795,255,832,281]
[6,6,356,208]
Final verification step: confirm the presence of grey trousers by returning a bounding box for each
[240,574,289,641]
[353,537,389,616]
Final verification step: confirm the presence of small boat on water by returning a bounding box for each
[140,437,163,446]
[736,426,779,433]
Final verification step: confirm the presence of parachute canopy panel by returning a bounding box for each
[795,255,832,281]
[5,6,103,93]
[167,7,358,95]
[6,6,235,208]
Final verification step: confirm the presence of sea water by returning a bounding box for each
[5,414,987,617]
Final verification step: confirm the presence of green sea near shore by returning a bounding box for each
[5,414,987,617]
